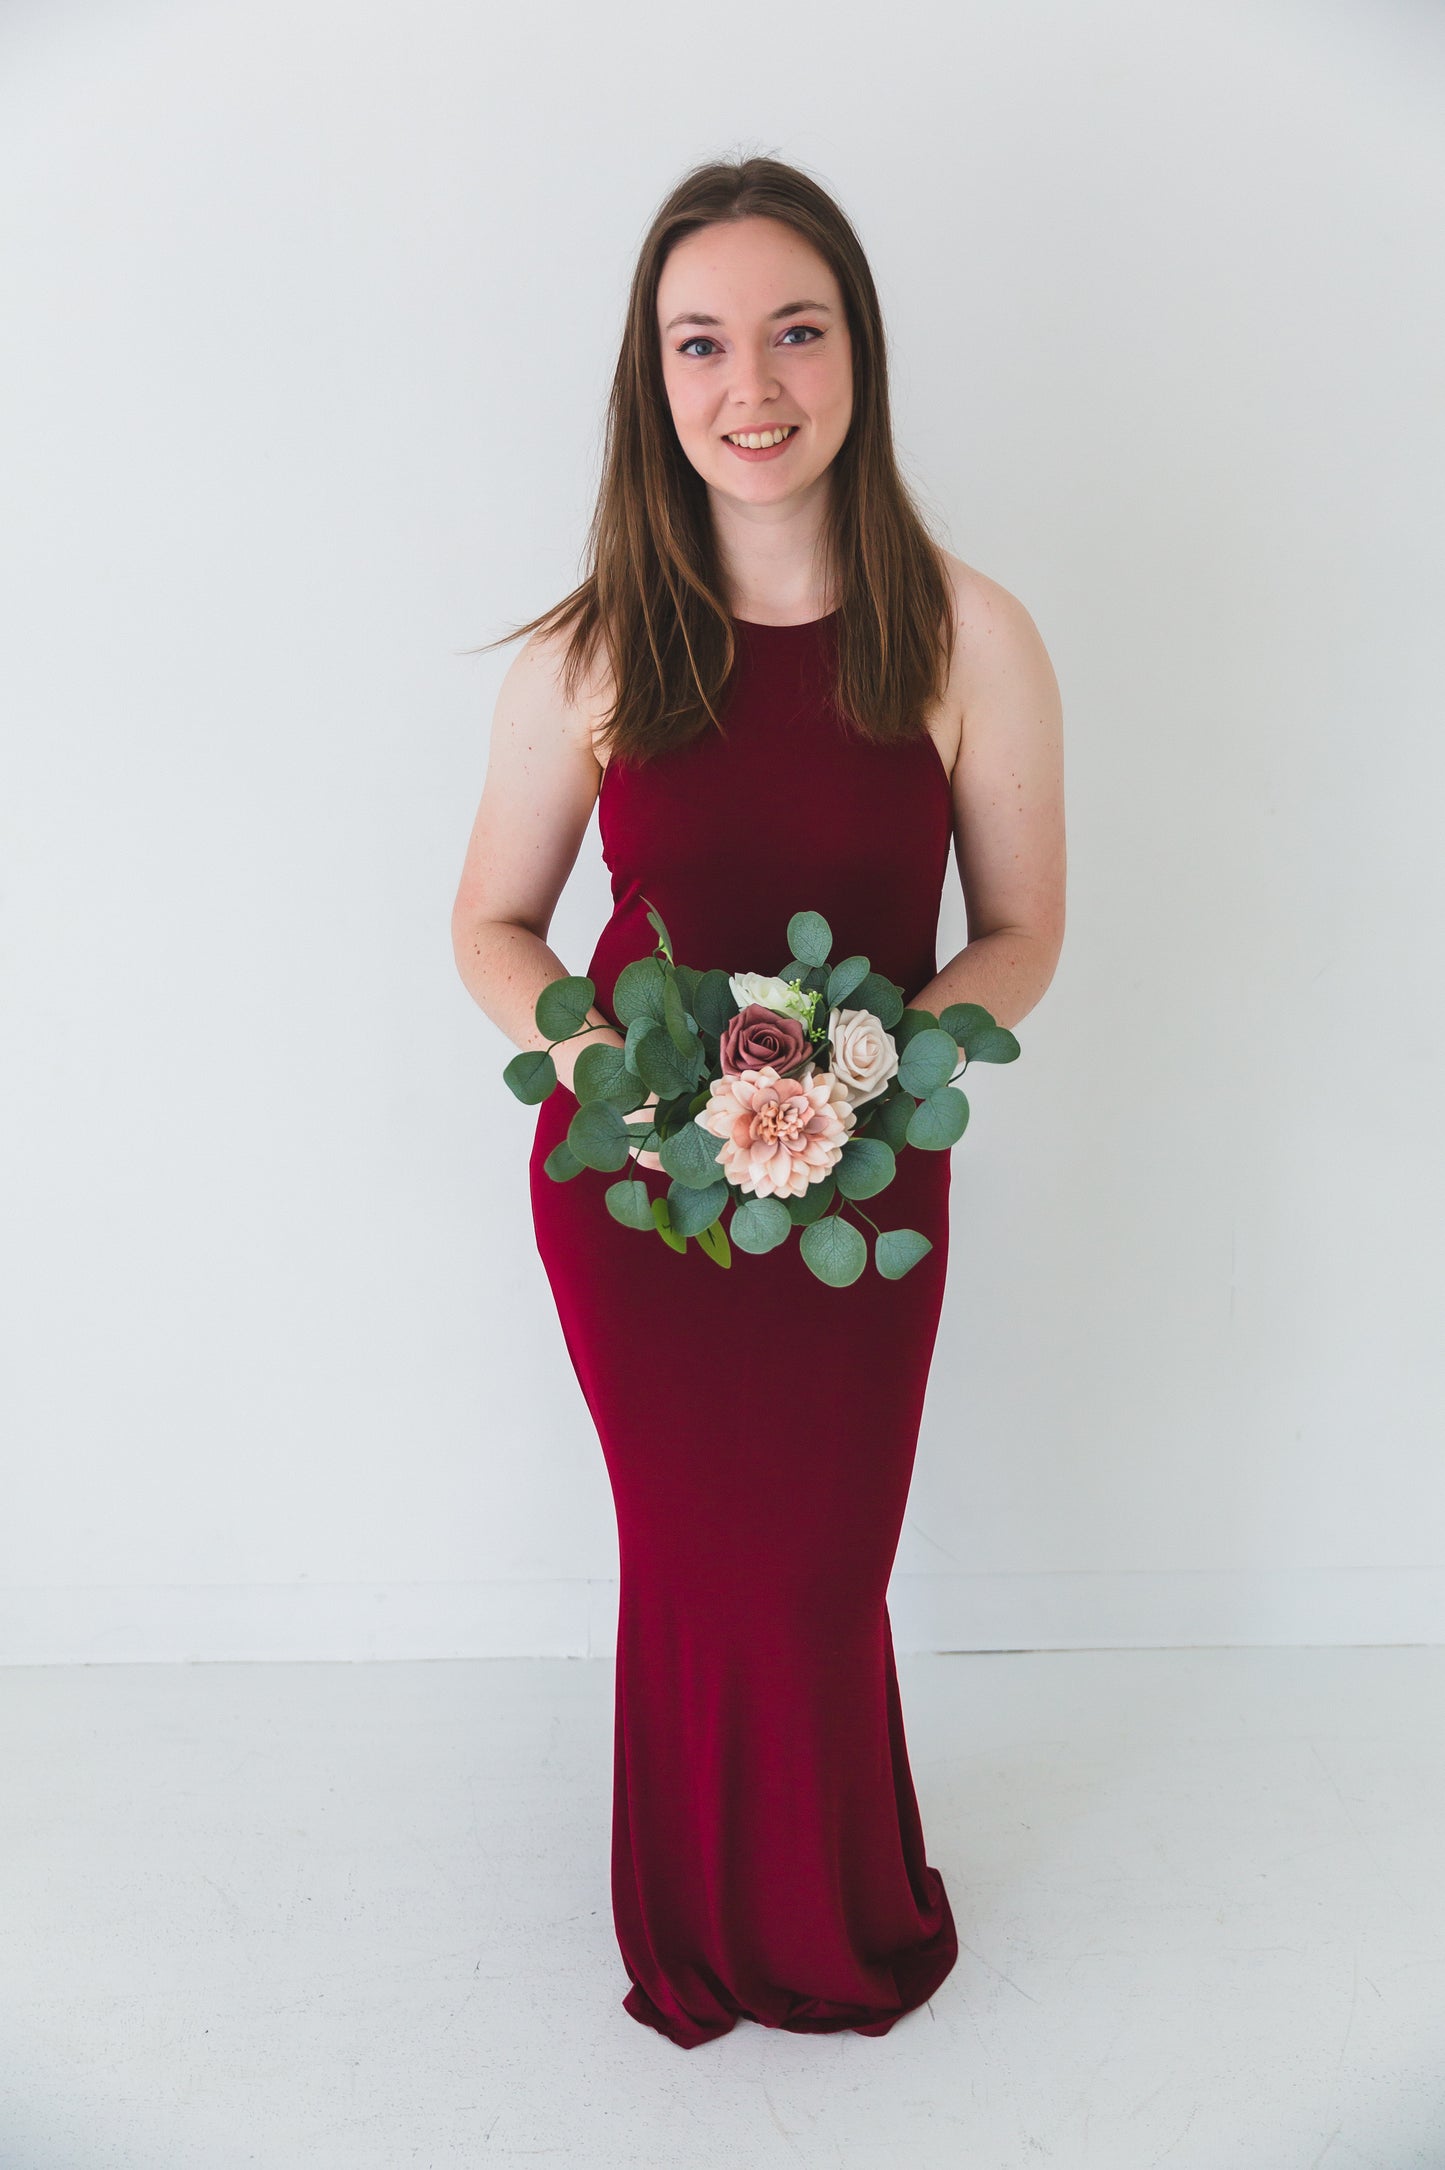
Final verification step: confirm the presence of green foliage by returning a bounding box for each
[604,1178,656,1230]
[834,1136,898,1199]
[939,1002,1020,1063]
[905,1086,969,1150]
[729,1194,793,1254]
[573,1039,647,1108]
[542,1139,584,1181]
[565,1100,633,1172]
[666,1177,729,1238]
[824,954,870,1007]
[787,1175,835,1223]
[503,1047,557,1104]
[799,1214,867,1286]
[659,1117,725,1189]
[787,910,833,965]
[535,975,595,1041]
[896,1028,960,1097]
[875,1227,933,1279]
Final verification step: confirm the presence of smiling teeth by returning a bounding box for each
[726,426,796,448]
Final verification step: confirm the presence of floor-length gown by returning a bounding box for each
[529,609,958,2048]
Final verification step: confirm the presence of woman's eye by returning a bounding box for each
[675,326,823,359]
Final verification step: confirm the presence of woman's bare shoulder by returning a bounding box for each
[500,620,616,776]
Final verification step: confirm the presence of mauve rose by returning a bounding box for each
[720,1002,812,1077]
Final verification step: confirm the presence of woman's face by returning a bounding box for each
[656,216,853,505]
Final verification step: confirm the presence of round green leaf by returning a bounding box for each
[659,1117,725,1189]
[834,1136,898,1199]
[690,969,736,1036]
[613,956,668,1027]
[566,1099,632,1172]
[938,1002,1020,1063]
[729,1194,793,1254]
[868,1092,916,1152]
[799,1214,868,1286]
[665,1177,729,1238]
[634,1020,699,1098]
[573,1039,643,1105]
[787,1175,835,1223]
[604,1178,656,1230]
[905,1085,969,1150]
[844,972,904,1029]
[502,1047,557,1104]
[542,1139,584,1181]
[892,1007,940,1047]
[825,954,870,1008]
[787,910,833,966]
[875,1227,934,1279]
[897,1027,960,1097]
[535,975,596,1041]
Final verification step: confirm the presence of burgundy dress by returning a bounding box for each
[529,610,958,2048]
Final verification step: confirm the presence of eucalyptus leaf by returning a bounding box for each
[834,1136,898,1199]
[634,1021,700,1098]
[659,1117,726,1189]
[938,1002,1020,1063]
[892,1007,941,1048]
[690,969,737,1036]
[905,1085,969,1150]
[573,1039,643,1106]
[897,1027,960,1097]
[542,1139,585,1181]
[875,1227,933,1279]
[535,975,596,1041]
[787,1175,835,1223]
[566,1099,633,1172]
[787,910,832,966]
[729,1194,793,1254]
[844,972,904,1028]
[824,954,870,1008]
[799,1214,867,1286]
[665,1177,729,1238]
[502,1047,557,1104]
[613,956,668,1027]
[605,1178,656,1230]
[869,1093,917,1153]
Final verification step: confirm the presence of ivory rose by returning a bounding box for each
[728,971,814,1026]
[826,1006,900,1107]
[695,1063,855,1200]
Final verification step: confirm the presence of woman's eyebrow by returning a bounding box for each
[662,300,834,332]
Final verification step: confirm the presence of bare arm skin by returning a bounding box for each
[912,558,1066,1029]
[450,629,667,1165]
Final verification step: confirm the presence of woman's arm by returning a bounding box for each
[912,562,1066,1031]
[450,628,620,1094]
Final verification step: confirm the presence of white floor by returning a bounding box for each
[1,1647,1442,2169]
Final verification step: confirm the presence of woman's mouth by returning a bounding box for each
[722,424,799,462]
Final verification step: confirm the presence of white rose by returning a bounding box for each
[729,971,814,1026]
[826,1006,899,1107]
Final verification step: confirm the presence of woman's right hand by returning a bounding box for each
[633,1091,665,1174]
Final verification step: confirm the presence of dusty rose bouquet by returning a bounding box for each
[504,901,1019,1286]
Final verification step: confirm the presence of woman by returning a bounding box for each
[451,155,1065,2048]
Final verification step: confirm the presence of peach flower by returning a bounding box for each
[694,1062,856,1200]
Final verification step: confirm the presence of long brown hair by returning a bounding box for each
[470,154,956,771]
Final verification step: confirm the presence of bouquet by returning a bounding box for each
[504,901,1019,1287]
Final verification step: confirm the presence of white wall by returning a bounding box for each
[2,0,1441,1661]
